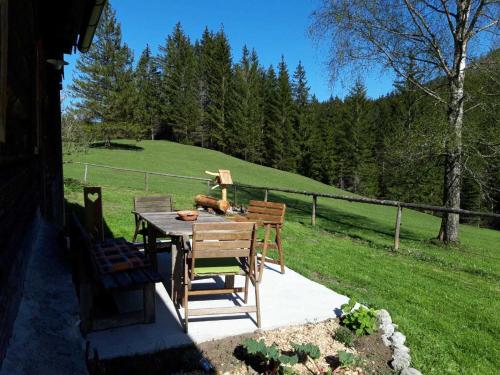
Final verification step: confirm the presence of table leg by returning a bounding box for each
[170,237,178,301]
[147,225,158,271]
[170,235,188,306]
[178,235,190,306]
[224,275,235,288]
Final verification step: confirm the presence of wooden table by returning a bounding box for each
[135,211,227,304]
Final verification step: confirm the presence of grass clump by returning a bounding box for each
[335,326,355,347]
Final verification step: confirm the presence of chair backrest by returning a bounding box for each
[83,186,104,242]
[191,222,256,262]
[134,195,173,213]
[247,200,286,225]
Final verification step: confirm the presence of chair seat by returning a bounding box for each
[194,257,241,275]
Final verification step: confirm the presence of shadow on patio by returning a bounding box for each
[86,251,349,363]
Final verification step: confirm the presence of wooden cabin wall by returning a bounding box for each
[0,0,65,362]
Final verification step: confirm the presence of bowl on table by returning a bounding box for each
[176,210,200,221]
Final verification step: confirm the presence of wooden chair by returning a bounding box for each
[83,186,104,242]
[132,195,173,249]
[183,222,260,332]
[246,200,286,281]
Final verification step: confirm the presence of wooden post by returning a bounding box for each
[312,195,317,226]
[233,185,237,206]
[264,189,268,202]
[144,172,149,192]
[394,205,402,250]
[0,0,8,143]
[143,284,155,323]
[221,185,228,202]
[83,163,88,184]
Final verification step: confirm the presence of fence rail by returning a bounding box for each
[66,161,500,250]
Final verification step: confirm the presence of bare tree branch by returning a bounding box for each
[403,0,453,77]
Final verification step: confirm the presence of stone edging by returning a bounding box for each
[376,309,422,375]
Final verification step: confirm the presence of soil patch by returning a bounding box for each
[354,331,394,375]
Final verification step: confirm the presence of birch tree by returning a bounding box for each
[312,0,499,243]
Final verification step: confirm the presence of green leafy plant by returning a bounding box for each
[335,326,355,347]
[337,351,362,368]
[291,343,325,373]
[340,299,378,336]
[243,338,298,375]
[291,343,321,361]
[341,299,356,314]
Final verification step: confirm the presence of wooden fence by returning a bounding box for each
[67,162,500,250]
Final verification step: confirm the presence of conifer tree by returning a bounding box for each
[309,96,339,184]
[195,28,214,148]
[134,44,161,140]
[157,23,200,144]
[70,1,135,144]
[292,61,313,176]
[227,47,251,158]
[277,56,297,172]
[201,28,232,151]
[333,80,371,192]
[245,50,265,164]
[262,66,283,169]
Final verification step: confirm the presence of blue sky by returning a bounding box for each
[62,0,396,102]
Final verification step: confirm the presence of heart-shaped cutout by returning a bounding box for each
[86,192,99,203]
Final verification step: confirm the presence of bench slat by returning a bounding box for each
[113,272,133,288]
[99,274,118,289]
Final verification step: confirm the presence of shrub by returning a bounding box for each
[64,178,84,192]
[340,299,378,336]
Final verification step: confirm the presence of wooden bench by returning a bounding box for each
[69,212,161,333]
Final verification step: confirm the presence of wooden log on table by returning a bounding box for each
[195,194,230,213]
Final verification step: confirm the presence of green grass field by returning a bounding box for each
[64,140,500,374]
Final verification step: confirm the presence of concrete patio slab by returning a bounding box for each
[87,253,349,359]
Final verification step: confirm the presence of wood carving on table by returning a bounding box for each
[196,169,233,213]
[195,194,230,214]
[205,169,232,202]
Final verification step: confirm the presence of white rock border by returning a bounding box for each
[376,309,422,375]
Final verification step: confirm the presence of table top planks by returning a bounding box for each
[135,211,227,236]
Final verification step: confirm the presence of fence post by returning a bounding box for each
[144,172,149,192]
[394,205,403,250]
[312,195,317,226]
[264,189,268,202]
[206,180,211,196]
[83,163,88,184]
[233,185,237,206]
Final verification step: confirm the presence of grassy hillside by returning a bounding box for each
[64,140,500,374]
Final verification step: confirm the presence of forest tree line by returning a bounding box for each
[66,4,500,227]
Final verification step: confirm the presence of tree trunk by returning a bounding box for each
[439,39,467,243]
